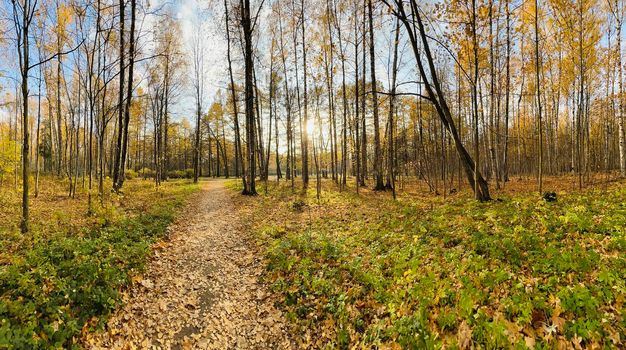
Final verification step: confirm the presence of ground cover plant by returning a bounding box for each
[230,179,626,349]
[0,178,198,349]
[5,0,626,347]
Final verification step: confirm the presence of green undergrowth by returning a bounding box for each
[0,179,198,349]
[231,180,625,349]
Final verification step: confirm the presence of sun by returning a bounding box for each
[306,118,315,136]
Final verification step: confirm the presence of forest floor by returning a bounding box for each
[83,179,294,349]
[230,175,625,349]
[1,175,624,349]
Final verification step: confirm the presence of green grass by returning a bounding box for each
[231,180,625,349]
[0,179,198,349]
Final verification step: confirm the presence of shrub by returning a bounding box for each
[167,170,184,179]
[125,169,138,180]
[166,169,195,179]
[137,168,155,178]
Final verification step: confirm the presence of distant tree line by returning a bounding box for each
[1,0,625,230]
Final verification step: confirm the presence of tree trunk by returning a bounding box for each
[502,0,510,183]
[386,18,400,198]
[368,0,384,190]
[471,0,482,199]
[301,0,309,188]
[360,3,367,186]
[354,1,361,193]
[113,0,125,190]
[225,0,245,188]
[35,50,43,198]
[118,0,137,190]
[17,0,32,233]
[334,0,348,187]
[241,0,257,195]
[617,14,626,176]
[534,0,543,194]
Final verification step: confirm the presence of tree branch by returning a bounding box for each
[28,39,85,70]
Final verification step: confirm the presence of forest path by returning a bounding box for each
[85,179,294,350]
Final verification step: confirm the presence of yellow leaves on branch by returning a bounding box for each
[54,3,74,45]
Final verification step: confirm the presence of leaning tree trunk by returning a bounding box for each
[385,0,490,200]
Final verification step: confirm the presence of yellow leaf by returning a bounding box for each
[457,320,472,350]
[525,336,536,349]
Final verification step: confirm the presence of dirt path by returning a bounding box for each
[85,180,294,350]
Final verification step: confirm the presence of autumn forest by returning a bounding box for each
[0,0,624,348]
